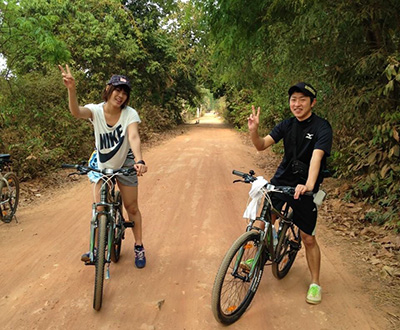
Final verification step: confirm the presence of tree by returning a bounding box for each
[0,0,203,178]
[0,0,70,77]
[197,0,400,229]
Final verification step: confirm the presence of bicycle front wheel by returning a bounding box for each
[110,191,123,263]
[272,221,302,279]
[93,214,107,311]
[211,231,265,325]
[0,173,19,223]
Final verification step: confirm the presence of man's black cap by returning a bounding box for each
[107,75,131,91]
[288,82,317,98]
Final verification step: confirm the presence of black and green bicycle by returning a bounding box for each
[62,163,135,311]
[211,170,314,324]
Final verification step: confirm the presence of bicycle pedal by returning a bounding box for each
[84,261,95,266]
[123,221,134,228]
[289,240,301,249]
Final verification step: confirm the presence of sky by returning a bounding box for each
[0,54,6,70]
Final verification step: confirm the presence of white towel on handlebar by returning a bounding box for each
[243,176,268,220]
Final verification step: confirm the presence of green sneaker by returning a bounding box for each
[239,258,254,272]
[306,283,322,304]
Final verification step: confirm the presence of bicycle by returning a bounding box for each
[0,154,20,223]
[211,169,315,325]
[62,163,135,311]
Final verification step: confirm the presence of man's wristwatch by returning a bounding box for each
[136,160,146,165]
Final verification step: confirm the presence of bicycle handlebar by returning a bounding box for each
[62,163,136,176]
[232,170,257,182]
[232,169,314,197]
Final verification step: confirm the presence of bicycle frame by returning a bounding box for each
[0,172,18,215]
[234,194,294,279]
[0,174,9,206]
[88,177,121,278]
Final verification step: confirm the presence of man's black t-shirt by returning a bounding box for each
[269,113,332,191]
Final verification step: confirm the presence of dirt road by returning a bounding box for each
[0,114,392,329]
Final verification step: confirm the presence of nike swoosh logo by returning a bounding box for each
[98,135,125,162]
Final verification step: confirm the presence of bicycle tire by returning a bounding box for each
[0,173,19,223]
[93,214,107,311]
[211,231,265,325]
[110,191,123,263]
[272,218,302,279]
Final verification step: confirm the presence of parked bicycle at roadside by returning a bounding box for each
[211,169,316,325]
[0,154,19,223]
[62,162,135,311]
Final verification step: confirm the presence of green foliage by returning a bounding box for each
[0,0,202,179]
[0,68,93,179]
[0,0,71,74]
[138,102,177,141]
[222,87,255,131]
[198,0,400,230]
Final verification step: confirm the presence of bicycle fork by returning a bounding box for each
[105,211,116,280]
[87,208,99,265]
[232,231,266,281]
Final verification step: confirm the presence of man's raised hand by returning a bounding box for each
[248,105,260,132]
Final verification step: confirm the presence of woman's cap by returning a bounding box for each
[288,82,317,98]
[107,75,131,90]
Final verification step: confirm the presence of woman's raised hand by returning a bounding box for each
[58,64,75,90]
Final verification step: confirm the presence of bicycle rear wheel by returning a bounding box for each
[0,173,19,223]
[272,217,302,279]
[110,191,123,263]
[93,214,107,311]
[211,231,265,325]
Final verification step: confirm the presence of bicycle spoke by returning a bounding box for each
[212,231,264,324]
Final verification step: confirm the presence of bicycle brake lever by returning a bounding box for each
[233,179,244,183]
[68,171,86,177]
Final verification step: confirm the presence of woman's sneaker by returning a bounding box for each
[306,283,322,304]
[134,244,146,268]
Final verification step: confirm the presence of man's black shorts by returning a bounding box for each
[271,193,317,236]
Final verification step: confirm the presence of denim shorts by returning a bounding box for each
[88,151,138,187]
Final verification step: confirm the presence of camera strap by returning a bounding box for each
[291,120,300,161]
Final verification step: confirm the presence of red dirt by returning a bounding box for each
[0,114,395,329]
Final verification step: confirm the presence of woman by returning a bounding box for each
[59,65,148,268]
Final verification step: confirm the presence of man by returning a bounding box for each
[247,82,332,304]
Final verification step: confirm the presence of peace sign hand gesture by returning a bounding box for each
[58,64,76,90]
[248,105,260,133]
